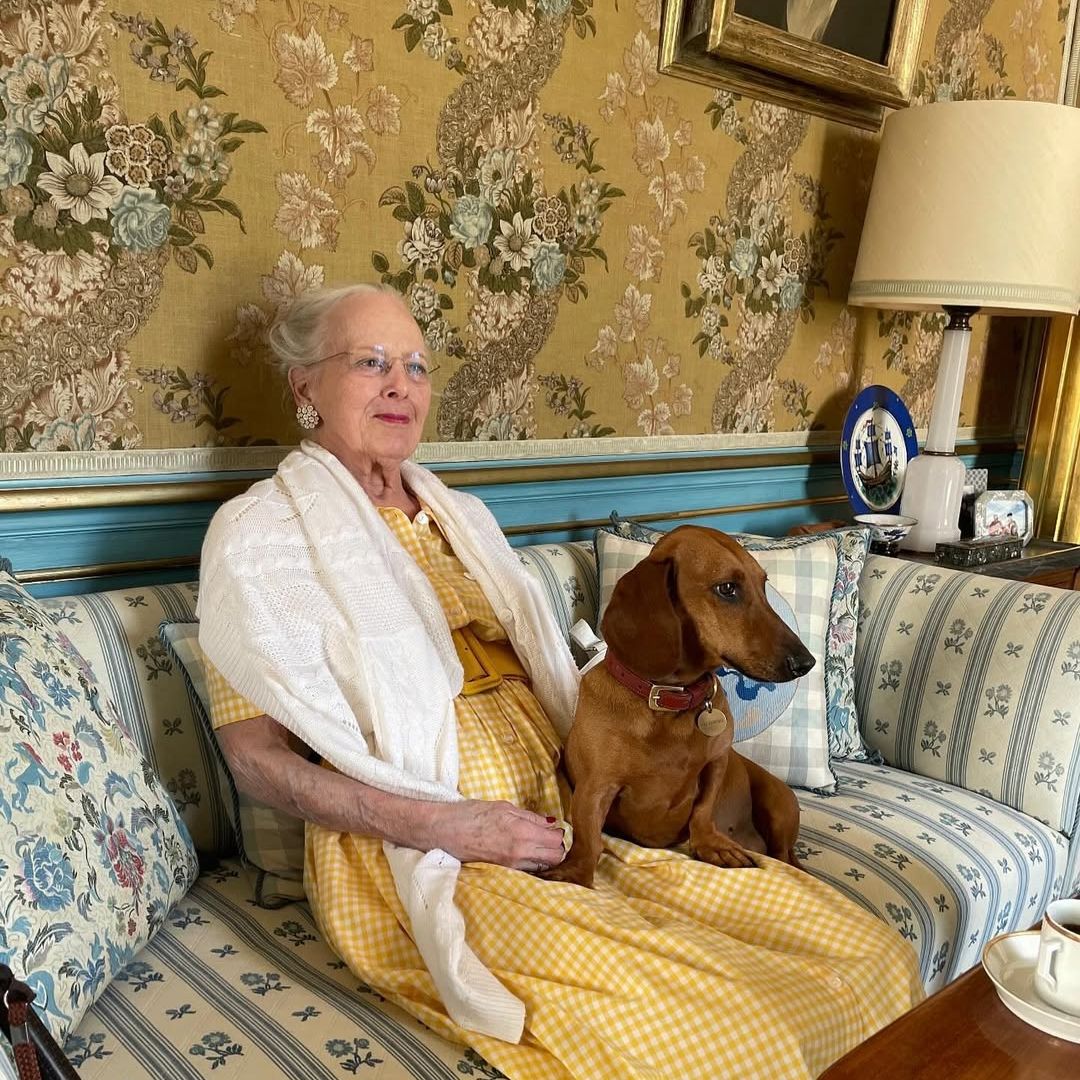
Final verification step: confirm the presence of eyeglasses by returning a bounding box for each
[316,345,439,384]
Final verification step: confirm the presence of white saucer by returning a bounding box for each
[982,930,1080,1043]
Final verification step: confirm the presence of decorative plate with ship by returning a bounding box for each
[840,385,919,515]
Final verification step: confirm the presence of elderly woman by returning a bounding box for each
[197,283,921,1080]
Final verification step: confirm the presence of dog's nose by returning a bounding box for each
[786,651,815,678]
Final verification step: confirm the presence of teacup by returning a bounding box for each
[853,514,918,555]
[1033,898,1080,1015]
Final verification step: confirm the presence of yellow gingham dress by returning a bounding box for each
[208,505,923,1079]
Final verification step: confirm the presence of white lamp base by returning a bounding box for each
[896,308,976,554]
[898,452,967,552]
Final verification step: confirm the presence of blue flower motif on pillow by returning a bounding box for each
[0,573,198,1043]
[18,837,75,912]
[718,583,801,741]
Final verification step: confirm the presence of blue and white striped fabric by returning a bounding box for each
[516,540,598,646]
[66,859,484,1080]
[0,1046,17,1080]
[797,761,1068,994]
[855,556,1080,836]
[37,582,234,858]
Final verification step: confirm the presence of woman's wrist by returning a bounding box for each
[393,794,441,851]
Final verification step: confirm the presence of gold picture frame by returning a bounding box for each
[659,0,929,130]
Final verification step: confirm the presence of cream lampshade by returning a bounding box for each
[848,99,1080,552]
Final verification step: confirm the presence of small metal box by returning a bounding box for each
[934,536,1023,568]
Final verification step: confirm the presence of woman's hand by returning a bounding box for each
[429,799,567,871]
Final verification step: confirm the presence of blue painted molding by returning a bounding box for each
[1,442,1022,596]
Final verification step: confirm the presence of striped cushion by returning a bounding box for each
[160,622,306,907]
[37,582,234,857]
[797,761,1069,995]
[594,529,838,791]
[855,556,1080,835]
[66,859,490,1080]
[516,540,598,646]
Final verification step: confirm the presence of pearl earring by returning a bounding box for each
[296,402,320,429]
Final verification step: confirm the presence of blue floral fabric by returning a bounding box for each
[0,572,199,1045]
[797,761,1068,994]
[36,581,234,857]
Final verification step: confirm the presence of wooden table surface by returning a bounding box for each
[820,950,1080,1079]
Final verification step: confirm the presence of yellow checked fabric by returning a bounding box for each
[211,505,923,1078]
[205,659,262,728]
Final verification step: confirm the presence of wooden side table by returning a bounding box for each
[899,539,1080,590]
[819,947,1080,1079]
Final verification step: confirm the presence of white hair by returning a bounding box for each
[266,283,402,377]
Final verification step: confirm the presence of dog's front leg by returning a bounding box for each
[539,779,621,889]
[689,756,756,869]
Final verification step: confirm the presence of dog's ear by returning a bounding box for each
[602,553,683,680]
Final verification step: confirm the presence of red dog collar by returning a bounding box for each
[604,653,717,713]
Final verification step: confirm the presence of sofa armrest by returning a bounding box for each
[855,555,1080,835]
[517,541,598,645]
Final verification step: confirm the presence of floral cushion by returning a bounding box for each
[67,858,496,1080]
[160,622,306,908]
[598,516,874,762]
[797,761,1069,995]
[594,527,838,790]
[36,582,234,858]
[855,556,1080,835]
[0,572,199,1044]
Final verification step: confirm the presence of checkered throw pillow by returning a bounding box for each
[594,528,841,791]
[599,515,873,764]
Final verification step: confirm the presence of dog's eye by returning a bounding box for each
[713,582,738,600]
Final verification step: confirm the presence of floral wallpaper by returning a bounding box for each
[0,0,1069,456]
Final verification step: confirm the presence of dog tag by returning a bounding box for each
[696,703,727,738]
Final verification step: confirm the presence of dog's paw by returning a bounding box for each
[691,834,757,869]
[537,861,595,888]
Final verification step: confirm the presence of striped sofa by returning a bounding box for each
[19,544,1080,1078]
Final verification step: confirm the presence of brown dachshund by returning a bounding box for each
[543,525,815,888]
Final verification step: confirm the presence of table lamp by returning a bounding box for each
[848,100,1080,552]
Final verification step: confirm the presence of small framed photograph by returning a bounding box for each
[973,490,1035,547]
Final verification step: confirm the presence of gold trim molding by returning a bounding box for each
[1022,315,1080,542]
[19,555,200,585]
[1023,17,1080,543]
[502,493,849,536]
[0,479,255,513]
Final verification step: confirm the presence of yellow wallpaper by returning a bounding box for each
[0,0,1068,455]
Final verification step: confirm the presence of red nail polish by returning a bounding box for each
[546,816,557,823]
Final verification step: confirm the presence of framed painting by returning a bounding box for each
[659,0,929,130]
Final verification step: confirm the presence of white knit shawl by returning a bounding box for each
[196,441,580,1042]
